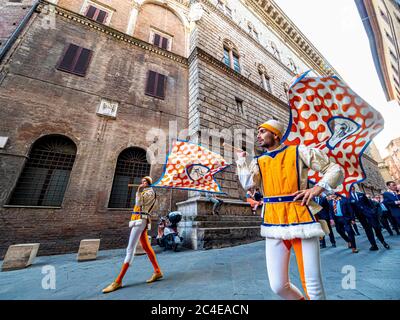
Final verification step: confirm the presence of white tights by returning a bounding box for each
[265,237,326,300]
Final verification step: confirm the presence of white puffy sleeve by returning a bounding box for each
[298,145,344,193]
[236,156,262,191]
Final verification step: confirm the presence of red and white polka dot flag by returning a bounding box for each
[284,71,384,197]
[152,140,230,193]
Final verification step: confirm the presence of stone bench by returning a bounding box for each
[77,239,100,262]
[1,243,40,271]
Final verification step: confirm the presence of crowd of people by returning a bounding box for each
[242,179,400,254]
[204,179,400,255]
[315,181,400,253]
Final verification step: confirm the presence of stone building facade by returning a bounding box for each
[385,137,400,183]
[358,149,387,195]
[356,0,400,105]
[0,0,388,257]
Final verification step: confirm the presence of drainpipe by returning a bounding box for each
[0,0,40,64]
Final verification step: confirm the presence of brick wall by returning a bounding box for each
[0,7,189,258]
[57,0,133,34]
[0,0,35,50]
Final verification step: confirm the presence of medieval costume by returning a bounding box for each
[102,176,163,293]
[237,120,344,300]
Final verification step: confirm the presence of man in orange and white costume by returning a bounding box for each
[236,120,344,300]
[102,176,163,293]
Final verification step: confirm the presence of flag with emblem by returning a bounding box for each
[283,71,384,197]
[152,140,230,193]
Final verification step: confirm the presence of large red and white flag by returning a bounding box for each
[152,140,230,193]
[284,71,384,197]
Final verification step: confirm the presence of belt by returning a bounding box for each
[263,195,297,203]
[131,212,150,219]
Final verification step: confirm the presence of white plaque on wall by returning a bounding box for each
[0,137,8,149]
[97,99,118,119]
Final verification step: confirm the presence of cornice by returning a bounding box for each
[362,153,378,165]
[170,0,191,7]
[37,0,189,66]
[242,0,340,77]
[198,0,297,77]
[189,46,289,111]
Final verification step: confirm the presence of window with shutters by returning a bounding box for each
[80,1,112,25]
[57,44,93,77]
[108,147,151,209]
[8,135,77,207]
[145,70,167,99]
[85,5,108,24]
[149,29,173,51]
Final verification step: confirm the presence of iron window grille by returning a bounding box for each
[108,147,151,208]
[8,135,77,207]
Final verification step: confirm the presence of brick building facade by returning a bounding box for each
[0,0,387,257]
[0,0,189,257]
[0,0,36,51]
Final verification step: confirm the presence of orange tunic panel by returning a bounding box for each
[257,145,315,226]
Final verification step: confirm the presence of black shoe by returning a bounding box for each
[331,243,336,247]
[383,242,390,249]
[320,244,326,249]
[369,245,379,251]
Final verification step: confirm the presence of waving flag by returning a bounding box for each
[152,140,230,193]
[283,71,384,197]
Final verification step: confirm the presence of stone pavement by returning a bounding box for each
[1,228,399,300]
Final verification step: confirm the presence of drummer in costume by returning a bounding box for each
[102,176,163,294]
[236,120,344,300]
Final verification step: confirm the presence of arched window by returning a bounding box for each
[108,147,151,208]
[283,82,289,95]
[223,40,241,73]
[258,64,272,93]
[288,57,298,73]
[9,135,77,207]
[270,41,281,61]
[134,3,186,57]
[247,22,259,41]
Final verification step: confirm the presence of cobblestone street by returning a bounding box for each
[1,227,399,300]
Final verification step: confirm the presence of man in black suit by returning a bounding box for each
[315,195,336,248]
[372,195,396,236]
[383,181,400,227]
[349,186,389,250]
[329,194,358,253]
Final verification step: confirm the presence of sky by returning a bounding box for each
[274,0,400,158]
